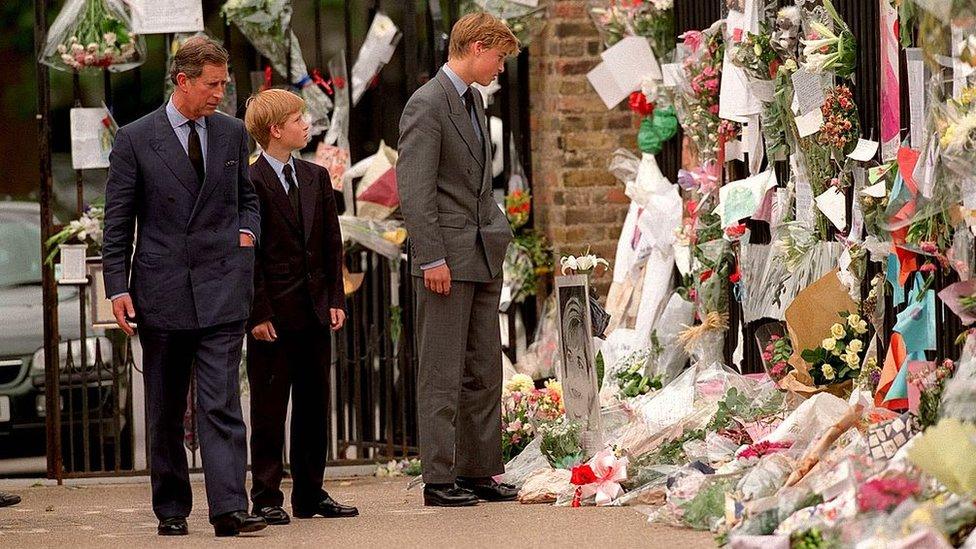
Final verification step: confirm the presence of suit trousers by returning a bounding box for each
[139,320,249,520]
[415,277,504,484]
[245,317,330,510]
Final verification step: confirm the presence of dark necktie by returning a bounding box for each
[283,163,303,227]
[462,88,483,144]
[187,121,205,187]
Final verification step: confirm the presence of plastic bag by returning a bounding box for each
[338,216,405,260]
[648,293,694,384]
[514,295,560,380]
[500,436,550,488]
[350,12,402,107]
[222,0,332,137]
[41,0,145,73]
[313,52,352,194]
[738,453,793,501]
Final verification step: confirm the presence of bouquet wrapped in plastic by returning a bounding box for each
[465,0,548,46]
[221,0,332,136]
[41,0,145,73]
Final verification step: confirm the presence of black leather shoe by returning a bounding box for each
[157,517,188,536]
[423,484,479,507]
[0,492,21,508]
[210,511,268,537]
[456,477,518,502]
[255,505,291,525]
[293,494,359,518]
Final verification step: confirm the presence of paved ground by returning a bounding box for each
[0,476,714,548]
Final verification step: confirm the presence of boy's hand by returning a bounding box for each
[251,320,277,342]
[330,308,346,331]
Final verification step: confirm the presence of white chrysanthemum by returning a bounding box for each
[505,373,534,394]
[822,364,835,381]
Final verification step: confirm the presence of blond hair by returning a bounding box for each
[244,89,305,149]
[448,12,521,60]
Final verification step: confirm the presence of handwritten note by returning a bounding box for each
[130,0,203,34]
[588,37,660,109]
[792,155,815,230]
[791,70,825,115]
[847,139,880,162]
[906,48,926,149]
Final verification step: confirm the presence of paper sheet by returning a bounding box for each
[906,48,927,150]
[588,36,660,109]
[847,139,880,162]
[791,70,825,115]
[70,107,115,170]
[850,166,866,240]
[130,0,203,34]
[715,170,777,228]
[795,108,824,138]
[662,63,684,88]
[815,187,847,231]
[792,155,815,230]
[726,139,744,162]
[861,181,887,198]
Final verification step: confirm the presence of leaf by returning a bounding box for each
[801,348,823,363]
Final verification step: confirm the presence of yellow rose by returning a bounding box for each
[822,364,836,381]
[847,314,861,328]
[822,337,837,351]
[845,352,860,367]
[848,339,863,353]
[830,323,847,339]
[851,319,868,335]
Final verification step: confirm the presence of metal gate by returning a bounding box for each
[32,0,536,480]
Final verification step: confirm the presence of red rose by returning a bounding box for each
[570,464,597,485]
[699,269,713,282]
[628,91,654,117]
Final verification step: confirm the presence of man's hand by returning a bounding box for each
[239,232,255,247]
[112,295,137,336]
[251,320,277,342]
[423,264,452,296]
[330,308,346,331]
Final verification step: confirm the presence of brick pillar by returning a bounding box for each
[529,1,637,294]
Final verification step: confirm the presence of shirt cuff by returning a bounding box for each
[109,292,129,301]
[239,229,256,242]
[419,258,446,270]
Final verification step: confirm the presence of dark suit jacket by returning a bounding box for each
[102,106,261,330]
[248,155,345,331]
[396,68,512,282]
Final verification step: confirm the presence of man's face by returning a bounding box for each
[178,63,228,118]
[272,110,310,150]
[469,43,508,86]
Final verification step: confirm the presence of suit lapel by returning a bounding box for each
[473,88,492,193]
[257,155,302,236]
[189,113,230,222]
[296,160,318,244]
[150,106,200,198]
[436,70,485,169]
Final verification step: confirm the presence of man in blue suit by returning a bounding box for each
[102,36,267,538]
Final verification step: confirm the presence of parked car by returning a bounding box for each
[0,201,128,471]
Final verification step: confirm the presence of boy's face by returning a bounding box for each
[468,42,509,86]
[271,110,310,150]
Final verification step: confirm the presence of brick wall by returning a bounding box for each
[528,1,637,293]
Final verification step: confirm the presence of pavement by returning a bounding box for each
[0,476,715,548]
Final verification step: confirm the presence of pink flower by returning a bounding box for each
[708,104,719,115]
[680,30,703,53]
[856,476,920,513]
[762,352,774,362]
[737,440,793,460]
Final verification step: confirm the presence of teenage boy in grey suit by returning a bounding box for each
[396,13,520,507]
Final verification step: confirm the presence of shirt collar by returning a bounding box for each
[262,151,296,180]
[441,64,469,97]
[166,96,207,130]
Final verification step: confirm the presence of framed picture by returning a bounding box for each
[554,275,603,450]
[85,260,118,329]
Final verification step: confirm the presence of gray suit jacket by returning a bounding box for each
[102,106,260,330]
[396,69,512,282]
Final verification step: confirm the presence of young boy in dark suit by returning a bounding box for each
[243,89,357,524]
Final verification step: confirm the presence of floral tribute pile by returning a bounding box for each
[498,1,976,548]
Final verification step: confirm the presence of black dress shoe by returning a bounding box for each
[423,484,479,507]
[210,511,268,537]
[255,505,291,525]
[293,494,359,518]
[0,492,21,508]
[157,517,188,536]
[455,477,518,502]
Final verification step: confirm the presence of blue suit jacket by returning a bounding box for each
[102,105,261,330]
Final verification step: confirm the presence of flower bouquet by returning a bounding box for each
[587,1,631,48]
[45,199,105,265]
[612,349,663,399]
[800,312,869,386]
[505,189,531,229]
[761,333,795,383]
[559,251,610,276]
[221,0,332,137]
[539,419,584,470]
[817,84,860,156]
[41,0,144,73]
[465,0,547,46]
[799,0,857,78]
[675,24,725,164]
[730,23,782,81]
[626,0,675,60]
[501,375,564,461]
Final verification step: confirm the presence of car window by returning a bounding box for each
[0,216,42,287]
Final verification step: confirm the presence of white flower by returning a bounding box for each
[103,32,117,46]
[87,43,98,53]
[71,43,84,54]
[830,323,846,339]
[847,339,863,353]
[560,253,609,275]
[651,0,673,10]
[61,53,74,65]
[846,353,861,369]
[822,338,836,351]
[505,373,534,394]
[822,364,835,381]
[801,52,831,74]
[777,7,801,26]
[57,44,67,54]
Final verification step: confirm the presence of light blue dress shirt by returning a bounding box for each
[262,152,299,194]
[165,97,207,171]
